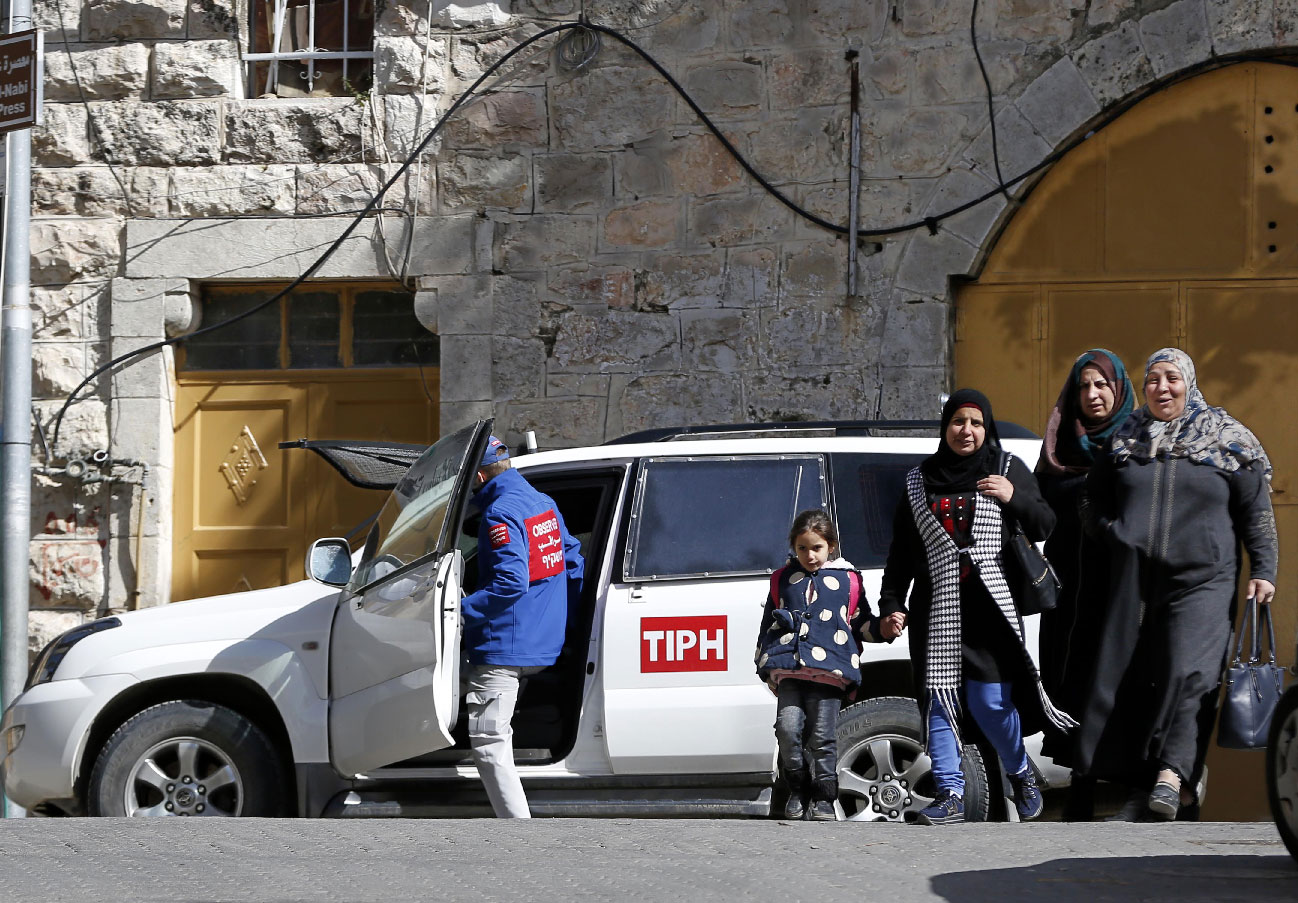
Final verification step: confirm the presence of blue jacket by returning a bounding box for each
[461,467,584,666]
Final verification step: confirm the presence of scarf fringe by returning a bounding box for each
[1037,683,1079,732]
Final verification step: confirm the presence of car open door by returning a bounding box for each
[327,419,492,776]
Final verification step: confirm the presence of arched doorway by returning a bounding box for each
[956,62,1296,820]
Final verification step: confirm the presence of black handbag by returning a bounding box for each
[1218,597,1287,749]
[998,452,1060,617]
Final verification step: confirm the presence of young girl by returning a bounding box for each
[754,510,902,821]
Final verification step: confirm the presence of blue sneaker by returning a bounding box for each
[1009,769,1044,820]
[913,788,964,825]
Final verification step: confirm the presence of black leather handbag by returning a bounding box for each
[997,452,1060,617]
[1218,597,1287,750]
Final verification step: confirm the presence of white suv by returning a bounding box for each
[2,418,1062,820]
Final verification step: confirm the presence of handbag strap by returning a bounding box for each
[1259,599,1278,665]
[1232,597,1257,666]
[997,451,1026,536]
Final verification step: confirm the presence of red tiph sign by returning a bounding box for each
[525,509,563,581]
[640,616,728,673]
[488,522,510,549]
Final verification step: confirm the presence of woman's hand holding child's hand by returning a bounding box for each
[881,612,906,640]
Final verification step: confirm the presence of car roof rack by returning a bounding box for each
[279,439,428,490]
[605,419,1040,444]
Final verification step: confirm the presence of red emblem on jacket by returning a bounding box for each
[526,509,564,581]
[488,522,510,549]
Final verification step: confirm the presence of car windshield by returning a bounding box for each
[348,421,480,591]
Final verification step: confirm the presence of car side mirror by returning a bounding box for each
[307,538,352,587]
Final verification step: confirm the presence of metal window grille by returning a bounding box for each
[245,0,374,97]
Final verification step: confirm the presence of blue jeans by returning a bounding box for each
[927,679,1030,796]
[775,679,843,801]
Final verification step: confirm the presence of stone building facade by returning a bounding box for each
[22,0,1293,648]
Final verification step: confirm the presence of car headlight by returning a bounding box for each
[26,617,121,689]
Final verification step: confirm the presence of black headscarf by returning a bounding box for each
[921,388,1001,494]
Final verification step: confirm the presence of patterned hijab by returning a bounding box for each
[1110,348,1273,479]
[1037,349,1135,476]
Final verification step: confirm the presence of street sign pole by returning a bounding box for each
[0,18,39,818]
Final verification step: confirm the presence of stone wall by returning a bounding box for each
[25,0,1293,638]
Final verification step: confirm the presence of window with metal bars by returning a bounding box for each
[246,0,375,98]
[180,284,437,372]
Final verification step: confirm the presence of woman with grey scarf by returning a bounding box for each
[1077,348,1278,820]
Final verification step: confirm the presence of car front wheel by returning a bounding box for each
[1267,685,1298,861]
[88,700,287,817]
[836,696,989,823]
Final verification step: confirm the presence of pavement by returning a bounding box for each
[0,819,1293,902]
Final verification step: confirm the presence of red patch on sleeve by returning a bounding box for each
[525,509,564,581]
[488,522,510,549]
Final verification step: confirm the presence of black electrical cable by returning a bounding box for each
[971,0,1010,202]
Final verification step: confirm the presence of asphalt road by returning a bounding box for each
[0,819,1291,902]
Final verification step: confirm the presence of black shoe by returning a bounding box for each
[1148,781,1179,820]
[912,789,964,825]
[1062,774,1096,822]
[810,800,837,821]
[1104,788,1147,823]
[1009,769,1044,821]
[783,792,807,820]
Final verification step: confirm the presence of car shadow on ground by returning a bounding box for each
[931,854,1296,902]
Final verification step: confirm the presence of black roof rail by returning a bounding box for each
[604,419,1040,445]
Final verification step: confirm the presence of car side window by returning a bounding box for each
[624,456,826,581]
[829,453,926,570]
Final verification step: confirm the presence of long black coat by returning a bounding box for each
[878,454,1057,734]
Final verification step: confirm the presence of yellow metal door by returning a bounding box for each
[173,374,437,603]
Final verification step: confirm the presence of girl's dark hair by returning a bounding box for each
[788,509,838,551]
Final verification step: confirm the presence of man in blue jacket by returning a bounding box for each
[461,435,584,818]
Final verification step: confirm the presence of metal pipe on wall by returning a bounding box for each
[1,0,34,818]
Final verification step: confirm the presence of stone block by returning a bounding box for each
[498,397,606,449]
[152,40,241,98]
[684,59,764,118]
[418,276,493,334]
[439,334,493,402]
[31,218,121,286]
[443,89,547,149]
[28,610,87,660]
[84,0,187,40]
[32,474,105,539]
[544,373,610,397]
[681,309,757,372]
[32,342,92,397]
[44,43,149,102]
[718,246,779,307]
[548,264,634,310]
[894,230,979,298]
[165,288,198,336]
[742,369,876,423]
[878,295,950,368]
[296,163,388,216]
[440,152,531,211]
[430,1,512,28]
[550,66,674,151]
[781,240,846,300]
[494,214,596,271]
[616,372,740,436]
[122,168,179,217]
[110,396,171,461]
[616,133,744,201]
[922,167,1007,249]
[628,1,720,54]
[689,194,797,248]
[963,105,1052,191]
[901,0,979,36]
[866,48,910,100]
[1139,0,1212,77]
[32,282,104,340]
[448,23,550,85]
[440,399,496,437]
[994,0,1085,45]
[743,109,844,185]
[33,168,130,217]
[1072,20,1155,109]
[603,199,679,250]
[374,34,450,94]
[634,250,726,310]
[877,365,947,419]
[801,0,888,43]
[798,179,915,237]
[490,276,543,336]
[492,335,545,401]
[29,536,106,608]
[111,277,187,338]
[170,164,297,216]
[879,107,972,177]
[760,304,865,369]
[92,100,222,166]
[34,103,92,167]
[125,215,475,278]
[382,94,445,161]
[1015,56,1100,147]
[912,42,983,107]
[725,0,794,48]
[34,0,79,40]
[188,0,238,37]
[1206,0,1275,55]
[226,99,365,164]
[105,520,171,610]
[1086,0,1125,27]
[551,310,679,373]
[34,398,109,460]
[109,336,169,399]
[376,0,427,35]
[535,153,613,212]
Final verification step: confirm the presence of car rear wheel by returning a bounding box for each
[1266,686,1298,861]
[836,696,989,823]
[88,701,287,817]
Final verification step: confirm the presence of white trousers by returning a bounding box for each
[464,664,544,818]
